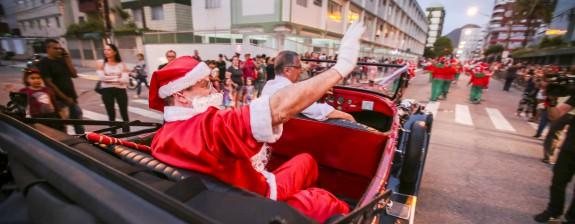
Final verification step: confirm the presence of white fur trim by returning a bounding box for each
[158,62,211,98]
[261,170,277,200]
[163,106,201,122]
[249,95,283,143]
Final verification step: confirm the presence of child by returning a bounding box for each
[222,78,237,108]
[19,68,65,131]
[468,63,491,104]
[242,78,256,105]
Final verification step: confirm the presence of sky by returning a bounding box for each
[416,0,495,35]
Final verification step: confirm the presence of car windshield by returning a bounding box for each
[300,59,408,99]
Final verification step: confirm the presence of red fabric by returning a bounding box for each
[151,106,348,221]
[242,58,257,80]
[425,64,457,80]
[85,132,152,153]
[19,87,57,116]
[469,73,491,88]
[149,56,201,112]
[285,188,350,223]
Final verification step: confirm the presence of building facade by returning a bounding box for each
[452,24,484,61]
[425,4,445,48]
[548,0,575,42]
[124,0,428,66]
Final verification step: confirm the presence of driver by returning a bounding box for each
[147,22,366,222]
[261,51,355,121]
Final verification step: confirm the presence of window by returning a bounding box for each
[313,0,322,6]
[205,0,221,9]
[151,5,164,20]
[45,18,50,27]
[55,16,60,28]
[349,8,360,23]
[132,8,142,22]
[328,1,342,22]
[296,0,307,7]
[78,16,85,23]
[431,11,442,17]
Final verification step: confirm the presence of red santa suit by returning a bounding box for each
[148,56,349,222]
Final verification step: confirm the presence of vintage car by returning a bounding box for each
[0,61,432,224]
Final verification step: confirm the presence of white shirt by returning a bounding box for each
[261,75,334,121]
[97,62,129,89]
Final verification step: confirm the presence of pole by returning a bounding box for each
[102,0,112,44]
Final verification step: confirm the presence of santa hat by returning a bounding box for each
[148,56,211,111]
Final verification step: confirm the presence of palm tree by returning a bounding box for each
[511,0,556,47]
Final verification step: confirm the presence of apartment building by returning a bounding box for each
[485,0,549,50]
[130,0,428,67]
[425,4,445,48]
[121,0,193,31]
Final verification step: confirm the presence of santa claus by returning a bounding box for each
[147,22,366,222]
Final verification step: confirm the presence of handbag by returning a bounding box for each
[94,81,103,94]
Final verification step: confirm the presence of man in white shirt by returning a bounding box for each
[261,51,355,121]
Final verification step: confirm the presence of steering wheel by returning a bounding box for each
[323,118,379,132]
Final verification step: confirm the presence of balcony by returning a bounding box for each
[491,16,503,21]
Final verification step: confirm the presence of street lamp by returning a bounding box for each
[467,6,490,18]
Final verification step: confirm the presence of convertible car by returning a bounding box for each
[0,61,432,224]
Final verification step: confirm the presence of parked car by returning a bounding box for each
[0,61,432,224]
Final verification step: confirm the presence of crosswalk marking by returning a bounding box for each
[132,99,148,105]
[425,102,440,117]
[83,109,117,121]
[486,108,516,132]
[455,104,473,126]
[127,106,163,121]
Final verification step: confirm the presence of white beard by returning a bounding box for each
[190,92,223,113]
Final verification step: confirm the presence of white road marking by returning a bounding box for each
[425,102,440,117]
[486,108,516,132]
[132,99,148,105]
[95,103,162,121]
[127,106,163,121]
[455,104,474,126]
[83,109,115,121]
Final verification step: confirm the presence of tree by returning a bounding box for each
[539,35,566,48]
[512,0,556,47]
[423,47,435,58]
[433,37,453,57]
[484,45,504,56]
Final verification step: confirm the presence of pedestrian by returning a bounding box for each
[266,57,275,81]
[216,54,227,81]
[192,49,202,61]
[19,68,65,131]
[255,56,267,97]
[425,57,456,101]
[534,94,575,223]
[541,96,575,164]
[503,62,519,91]
[516,69,538,120]
[242,78,256,105]
[146,21,364,220]
[158,50,176,70]
[227,56,243,107]
[96,43,130,131]
[468,62,491,104]
[533,80,549,138]
[36,38,84,134]
[242,53,257,83]
[133,53,149,99]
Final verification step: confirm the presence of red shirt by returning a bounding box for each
[469,72,491,88]
[242,59,257,80]
[19,87,57,116]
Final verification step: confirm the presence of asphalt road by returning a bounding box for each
[0,64,569,223]
[405,72,569,224]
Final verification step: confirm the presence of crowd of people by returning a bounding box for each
[11,30,575,223]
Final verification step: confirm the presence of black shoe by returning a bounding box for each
[534,210,560,223]
[533,134,541,138]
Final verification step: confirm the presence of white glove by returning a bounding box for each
[332,22,366,78]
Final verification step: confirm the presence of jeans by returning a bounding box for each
[503,77,514,91]
[535,109,549,137]
[56,102,85,134]
[135,76,149,96]
[543,114,574,160]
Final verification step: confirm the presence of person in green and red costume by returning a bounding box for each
[424,57,457,101]
[468,62,491,104]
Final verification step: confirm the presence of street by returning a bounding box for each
[0,64,568,223]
